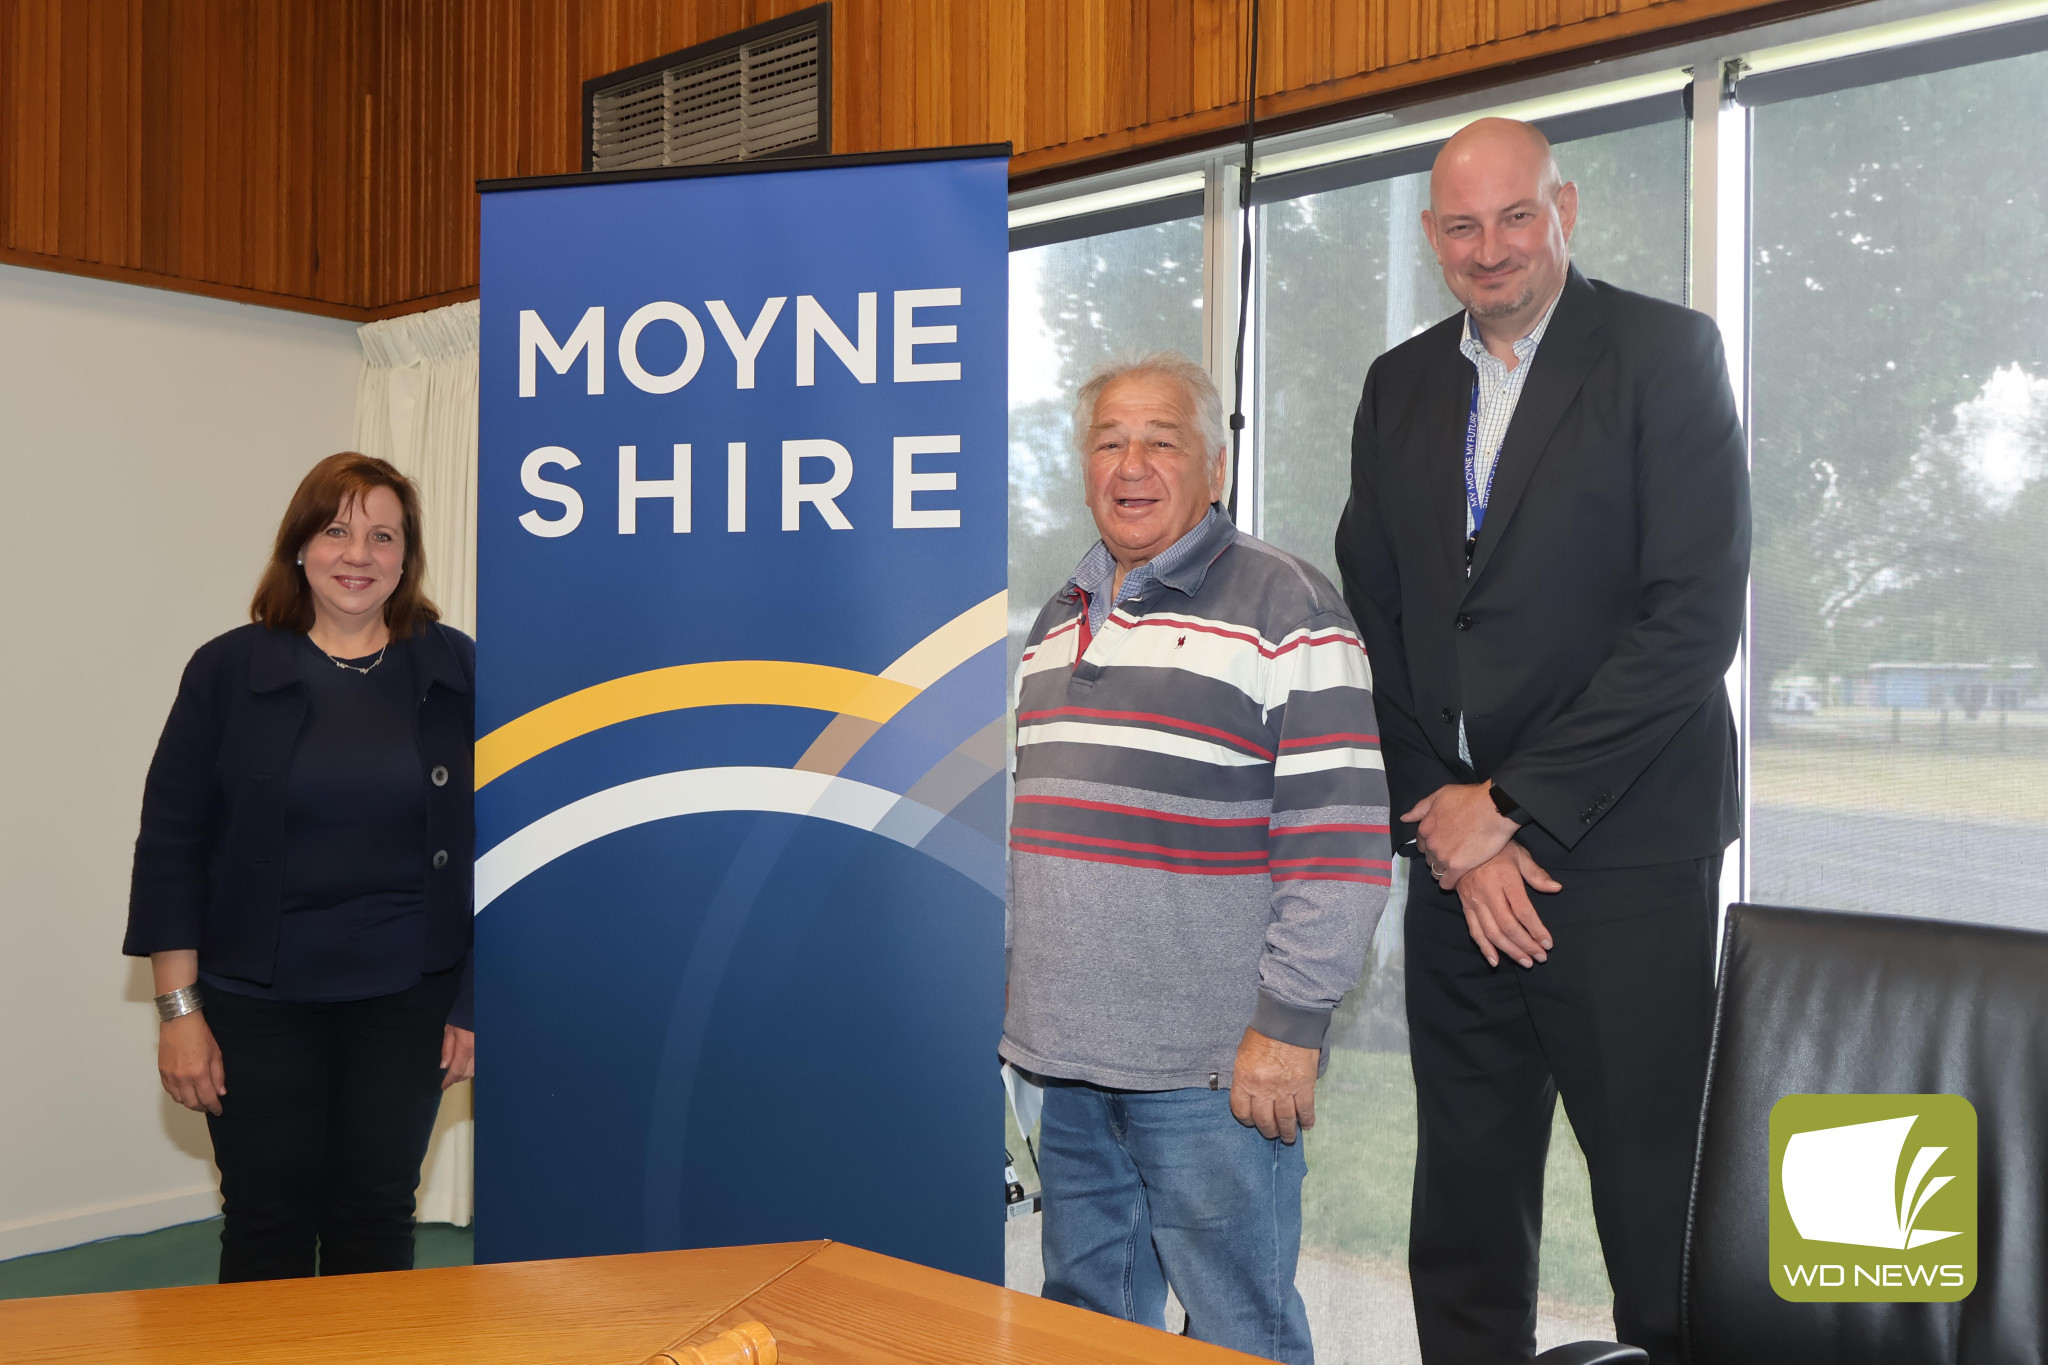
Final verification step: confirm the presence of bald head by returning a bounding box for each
[1422,117,1578,351]
[1430,118,1563,212]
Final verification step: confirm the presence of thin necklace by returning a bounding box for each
[321,640,390,675]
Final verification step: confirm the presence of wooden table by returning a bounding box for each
[0,1240,1265,1364]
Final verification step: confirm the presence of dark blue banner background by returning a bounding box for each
[474,154,1008,1281]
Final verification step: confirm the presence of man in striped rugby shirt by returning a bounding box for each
[1001,352,1390,1364]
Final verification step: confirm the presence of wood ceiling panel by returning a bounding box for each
[0,0,1798,317]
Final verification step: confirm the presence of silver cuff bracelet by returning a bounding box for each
[154,985,205,1022]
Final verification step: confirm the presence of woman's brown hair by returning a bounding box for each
[250,452,441,636]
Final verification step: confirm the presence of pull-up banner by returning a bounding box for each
[473,148,1009,1281]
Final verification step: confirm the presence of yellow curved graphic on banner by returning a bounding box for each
[476,661,916,789]
[475,590,1008,789]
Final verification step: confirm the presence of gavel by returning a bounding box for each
[641,1319,777,1365]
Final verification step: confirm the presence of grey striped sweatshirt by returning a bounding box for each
[1000,510,1392,1091]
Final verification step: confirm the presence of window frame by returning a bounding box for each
[1006,0,2048,919]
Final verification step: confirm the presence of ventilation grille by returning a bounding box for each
[589,21,824,172]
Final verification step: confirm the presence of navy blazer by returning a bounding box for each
[124,622,476,1023]
[1337,268,1750,868]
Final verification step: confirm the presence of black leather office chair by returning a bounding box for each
[1533,1346,1649,1364]
[1535,902,2048,1365]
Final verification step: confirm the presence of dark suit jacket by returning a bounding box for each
[123,622,476,1014]
[1335,267,1749,869]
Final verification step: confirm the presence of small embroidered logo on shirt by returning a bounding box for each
[1176,635,1187,649]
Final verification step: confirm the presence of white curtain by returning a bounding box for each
[353,299,479,1226]
[354,299,480,633]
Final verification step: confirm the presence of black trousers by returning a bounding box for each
[203,970,457,1281]
[1404,855,1719,1365]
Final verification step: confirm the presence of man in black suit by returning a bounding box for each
[1334,119,1749,1364]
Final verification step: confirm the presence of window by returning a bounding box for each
[1002,197,1209,1303]
[1001,6,2048,1357]
[1006,204,1207,677]
[1254,100,1690,583]
[1741,21,2048,933]
[1242,101,1688,1356]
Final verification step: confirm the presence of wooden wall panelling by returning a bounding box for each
[2,0,367,315]
[144,0,317,304]
[363,1,827,311]
[1019,1,1063,153]
[367,0,1033,311]
[1142,0,1191,129]
[2,0,1810,316]
[1247,0,1787,127]
[1275,0,1321,95]
[831,0,1022,158]
[1192,0,1242,121]
[981,0,1029,159]
[363,0,441,310]
[0,0,138,271]
[1005,0,1795,178]
[1009,0,1270,177]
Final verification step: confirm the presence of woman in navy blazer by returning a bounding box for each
[124,452,475,1281]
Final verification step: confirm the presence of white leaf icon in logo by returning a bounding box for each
[1782,1115,1960,1250]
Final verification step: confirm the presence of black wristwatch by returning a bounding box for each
[1489,782,1532,826]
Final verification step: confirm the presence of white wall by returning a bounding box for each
[0,264,363,1259]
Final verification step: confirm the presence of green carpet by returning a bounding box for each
[0,1220,474,1301]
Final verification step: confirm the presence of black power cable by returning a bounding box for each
[1225,0,1261,522]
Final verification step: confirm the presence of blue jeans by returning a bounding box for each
[1038,1079,1313,1364]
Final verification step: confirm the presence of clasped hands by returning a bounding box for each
[1407,782,1562,971]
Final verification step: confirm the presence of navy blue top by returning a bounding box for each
[126,623,476,1030]
[203,635,435,1006]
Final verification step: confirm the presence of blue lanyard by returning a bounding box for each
[1462,378,1495,536]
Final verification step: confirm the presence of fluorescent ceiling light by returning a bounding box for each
[1008,173,1206,230]
[1253,68,1693,179]
[1741,0,2048,75]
